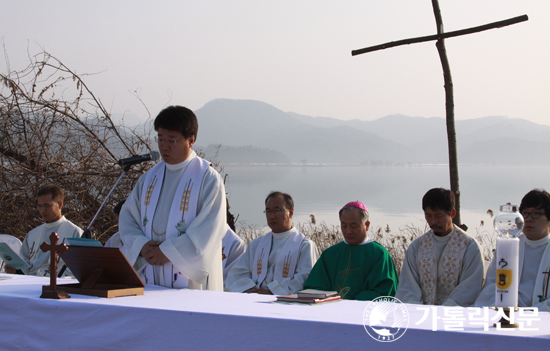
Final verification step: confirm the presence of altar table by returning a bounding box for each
[0,274,549,350]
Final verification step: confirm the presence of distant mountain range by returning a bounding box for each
[185,98,550,165]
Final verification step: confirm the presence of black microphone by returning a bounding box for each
[117,151,160,167]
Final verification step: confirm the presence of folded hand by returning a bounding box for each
[140,241,170,266]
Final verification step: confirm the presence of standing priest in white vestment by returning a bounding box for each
[476,189,550,311]
[225,191,319,295]
[8,185,83,276]
[119,106,226,290]
[395,188,485,306]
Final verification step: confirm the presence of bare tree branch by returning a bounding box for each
[0,50,153,243]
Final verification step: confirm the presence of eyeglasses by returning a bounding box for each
[155,136,185,146]
[521,211,546,220]
[37,203,55,209]
[263,208,287,215]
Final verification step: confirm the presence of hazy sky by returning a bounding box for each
[2,1,549,125]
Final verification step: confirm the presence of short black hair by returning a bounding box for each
[422,188,455,215]
[519,189,550,219]
[113,200,126,216]
[37,184,64,203]
[154,105,198,140]
[265,191,294,210]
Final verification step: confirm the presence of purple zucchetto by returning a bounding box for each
[342,201,369,213]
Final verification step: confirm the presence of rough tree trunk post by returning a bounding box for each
[431,0,462,228]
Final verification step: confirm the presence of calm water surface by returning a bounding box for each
[224,165,550,234]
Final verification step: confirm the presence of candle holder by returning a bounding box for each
[490,307,519,328]
[494,204,524,238]
[492,204,523,328]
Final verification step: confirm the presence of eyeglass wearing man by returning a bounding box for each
[263,194,294,235]
[242,193,294,294]
[36,192,64,224]
[520,190,550,241]
[138,128,196,266]
[5,190,64,274]
[154,128,194,165]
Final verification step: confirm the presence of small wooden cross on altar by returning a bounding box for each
[40,232,70,299]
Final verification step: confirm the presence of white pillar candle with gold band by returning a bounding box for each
[493,204,524,308]
[495,235,520,307]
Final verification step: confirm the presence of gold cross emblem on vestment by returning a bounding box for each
[336,253,359,296]
[180,180,193,213]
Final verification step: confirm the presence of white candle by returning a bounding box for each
[495,235,520,308]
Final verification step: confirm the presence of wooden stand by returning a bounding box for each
[43,246,145,298]
[40,232,70,299]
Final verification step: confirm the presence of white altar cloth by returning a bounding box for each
[1,274,549,350]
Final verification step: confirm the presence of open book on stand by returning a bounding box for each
[65,238,103,247]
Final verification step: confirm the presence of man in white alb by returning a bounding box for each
[476,189,550,311]
[225,191,318,295]
[119,105,226,290]
[395,188,485,306]
[7,185,83,276]
[105,200,125,249]
[222,224,245,285]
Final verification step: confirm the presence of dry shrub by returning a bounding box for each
[369,223,426,275]
[236,219,343,256]
[235,216,497,277]
[0,51,153,243]
[236,222,265,244]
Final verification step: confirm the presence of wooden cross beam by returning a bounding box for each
[40,232,70,299]
[350,3,528,227]
[352,15,528,56]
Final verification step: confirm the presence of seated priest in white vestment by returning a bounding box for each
[225,191,319,295]
[304,201,399,300]
[476,189,550,311]
[222,224,245,287]
[119,106,227,290]
[395,188,485,306]
[7,185,83,276]
[105,200,125,250]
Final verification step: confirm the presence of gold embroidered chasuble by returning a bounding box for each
[417,226,470,305]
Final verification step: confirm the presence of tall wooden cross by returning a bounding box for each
[40,232,70,299]
[352,1,528,228]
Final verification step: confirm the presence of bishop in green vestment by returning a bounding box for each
[304,201,398,300]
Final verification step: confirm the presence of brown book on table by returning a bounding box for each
[296,289,339,299]
[276,294,342,304]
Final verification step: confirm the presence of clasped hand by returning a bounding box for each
[140,241,170,266]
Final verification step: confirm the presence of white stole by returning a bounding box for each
[518,235,550,303]
[140,157,209,288]
[251,229,304,288]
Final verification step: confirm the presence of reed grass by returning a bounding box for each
[236,214,497,276]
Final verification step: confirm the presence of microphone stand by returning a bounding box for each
[82,164,133,240]
[58,164,133,277]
